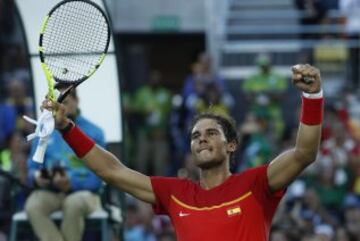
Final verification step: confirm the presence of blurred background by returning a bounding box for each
[1,0,360,240]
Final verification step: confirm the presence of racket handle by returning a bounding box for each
[33,139,48,163]
[57,83,80,103]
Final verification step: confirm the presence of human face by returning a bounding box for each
[190,118,234,169]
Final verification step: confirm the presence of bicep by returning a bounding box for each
[112,167,156,204]
[267,149,307,192]
[83,146,156,204]
[268,123,321,191]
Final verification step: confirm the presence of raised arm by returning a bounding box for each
[267,64,323,192]
[43,101,156,204]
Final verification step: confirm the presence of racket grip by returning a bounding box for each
[33,139,48,163]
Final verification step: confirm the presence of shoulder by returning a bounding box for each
[150,176,196,195]
[234,165,269,185]
[241,165,268,176]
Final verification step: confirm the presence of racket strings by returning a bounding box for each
[47,3,108,53]
[42,1,109,82]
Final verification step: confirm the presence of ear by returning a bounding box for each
[226,141,237,153]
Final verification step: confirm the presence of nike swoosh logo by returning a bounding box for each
[179,211,190,217]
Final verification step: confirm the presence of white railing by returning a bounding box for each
[204,0,230,73]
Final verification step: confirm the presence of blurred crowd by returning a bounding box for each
[1,0,360,240]
[0,0,35,240]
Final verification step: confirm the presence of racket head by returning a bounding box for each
[39,0,110,86]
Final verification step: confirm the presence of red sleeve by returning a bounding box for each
[245,165,286,204]
[150,176,181,215]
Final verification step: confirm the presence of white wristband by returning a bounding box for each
[302,89,323,99]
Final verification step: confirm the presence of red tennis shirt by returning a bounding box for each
[151,165,285,241]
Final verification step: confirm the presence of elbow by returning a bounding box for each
[94,163,121,185]
[294,149,318,167]
[96,168,117,185]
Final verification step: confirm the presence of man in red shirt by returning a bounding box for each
[44,64,323,240]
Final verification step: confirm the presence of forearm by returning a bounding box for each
[294,93,323,164]
[61,123,127,185]
[60,122,155,203]
[294,123,321,164]
[82,146,126,185]
[83,146,155,202]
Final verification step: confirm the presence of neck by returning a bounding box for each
[199,163,231,190]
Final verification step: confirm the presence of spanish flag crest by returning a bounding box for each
[227,206,241,216]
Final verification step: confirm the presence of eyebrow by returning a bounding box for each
[191,128,220,136]
[206,128,220,133]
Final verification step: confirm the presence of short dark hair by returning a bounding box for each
[191,112,239,146]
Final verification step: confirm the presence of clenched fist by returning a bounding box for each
[292,64,321,94]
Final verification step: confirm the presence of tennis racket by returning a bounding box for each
[32,0,110,163]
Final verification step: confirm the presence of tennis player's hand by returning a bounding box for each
[41,100,70,130]
[291,64,321,93]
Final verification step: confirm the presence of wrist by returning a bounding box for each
[300,94,324,125]
[62,125,96,158]
[302,89,323,99]
[58,120,75,134]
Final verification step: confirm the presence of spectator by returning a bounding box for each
[25,85,105,241]
[157,232,176,241]
[294,0,335,39]
[0,152,27,241]
[132,70,172,175]
[0,131,27,210]
[182,52,226,100]
[124,202,156,241]
[242,54,288,142]
[238,112,273,169]
[192,82,234,117]
[1,45,31,84]
[310,157,348,212]
[270,228,290,241]
[0,101,16,150]
[6,78,35,137]
[336,227,350,241]
[313,224,334,241]
[339,0,360,87]
[168,94,188,175]
[343,194,360,240]
[181,53,227,141]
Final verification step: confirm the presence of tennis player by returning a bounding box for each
[43,64,323,241]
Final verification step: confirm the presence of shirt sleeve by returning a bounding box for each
[248,165,286,205]
[150,176,180,215]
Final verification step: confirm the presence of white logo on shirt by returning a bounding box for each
[179,211,190,217]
